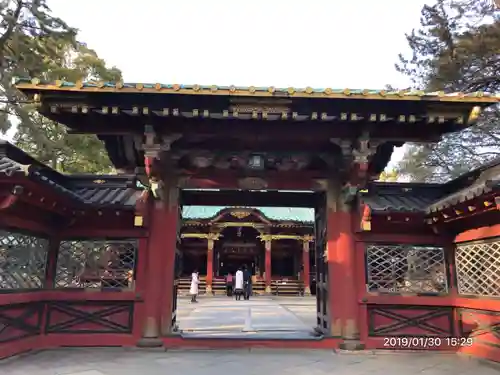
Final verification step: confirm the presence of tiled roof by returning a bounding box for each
[182,206,314,223]
[0,141,141,208]
[360,182,445,213]
[13,77,500,103]
[427,160,500,213]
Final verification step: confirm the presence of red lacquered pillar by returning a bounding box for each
[137,200,169,347]
[205,238,214,295]
[326,182,363,349]
[264,239,272,294]
[302,239,311,295]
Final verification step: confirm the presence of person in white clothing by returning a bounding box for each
[190,270,199,303]
[234,268,244,301]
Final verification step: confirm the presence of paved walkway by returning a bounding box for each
[177,296,317,339]
[2,348,497,375]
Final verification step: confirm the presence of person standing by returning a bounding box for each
[243,265,252,300]
[225,272,234,297]
[190,269,199,303]
[234,267,244,301]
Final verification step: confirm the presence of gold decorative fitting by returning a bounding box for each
[102,106,109,114]
[409,115,416,122]
[281,112,288,119]
[292,112,298,119]
[311,112,318,120]
[438,116,445,123]
[211,85,217,92]
[369,114,377,121]
[82,106,89,114]
[268,87,275,93]
[340,113,348,121]
[324,88,332,95]
[112,107,119,114]
[468,106,482,123]
[350,113,358,121]
[93,179,106,184]
[262,111,268,119]
[173,108,179,116]
[468,206,476,211]
[379,90,386,97]
[116,82,124,89]
[455,210,462,215]
[437,91,444,97]
[75,80,83,89]
[363,89,370,96]
[305,87,313,94]
[380,114,387,121]
[193,84,200,92]
[134,215,144,227]
[484,201,492,207]
[361,221,371,231]
[230,210,251,219]
[222,110,229,117]
[192,109,199,117]
[456,117,464,124]
[136,83,144,90]
[132,107,139,114]
[233,110,239,117]
[397,90,405,97]
[387,216,391,221]
[252,111,258,119]
[203,110,209,117]
[229,85,236,93]
[31,78,40,85]
[97,81,105,88]
[50,106,58,113]
[162,108,169,116]
[155,83,162,90]
[343,89,350,96]
[173,84,181,91]
[287,87,295,94]
[398,115,406,122]
[432,217,439,222]
[249,86,256,93]
[405,217,410,222]
[55,80,63,87]
[143,107,149,115]
[321,112,328,120]
[71,106,78,113]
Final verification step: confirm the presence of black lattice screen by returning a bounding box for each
[366,244,448,294]
[0,230,49,290]
[54,239,138,290]
[455,239,500,297]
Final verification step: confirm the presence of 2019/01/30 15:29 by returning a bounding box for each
[383,337,474,348]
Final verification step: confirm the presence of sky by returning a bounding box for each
[24,0,433,167]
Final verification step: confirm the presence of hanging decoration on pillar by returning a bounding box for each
[360,205,372,231]
[352,132,379,182]
[142,125,182,201]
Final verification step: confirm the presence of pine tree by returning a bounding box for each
[395,0,500,182]
[0,0,119,173]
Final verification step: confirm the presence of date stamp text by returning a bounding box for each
[383,337,473,349]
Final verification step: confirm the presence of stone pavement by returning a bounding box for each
[1,348,497,375]
[177,296,317,339]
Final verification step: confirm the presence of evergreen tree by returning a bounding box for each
[1,0,119,173]
[395,0,500,182]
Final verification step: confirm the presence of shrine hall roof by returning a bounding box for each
[13,77,500,103]
[0,141,142,208]
[182,206,314,223]
[359,182,444,213]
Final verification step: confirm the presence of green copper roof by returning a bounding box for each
[182,206,314,223]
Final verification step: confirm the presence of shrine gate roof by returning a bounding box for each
[182,205,314,223]
[13,77,500,102]
[0,141,141,208]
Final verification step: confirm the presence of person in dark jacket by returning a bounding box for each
[242,265,252,300]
